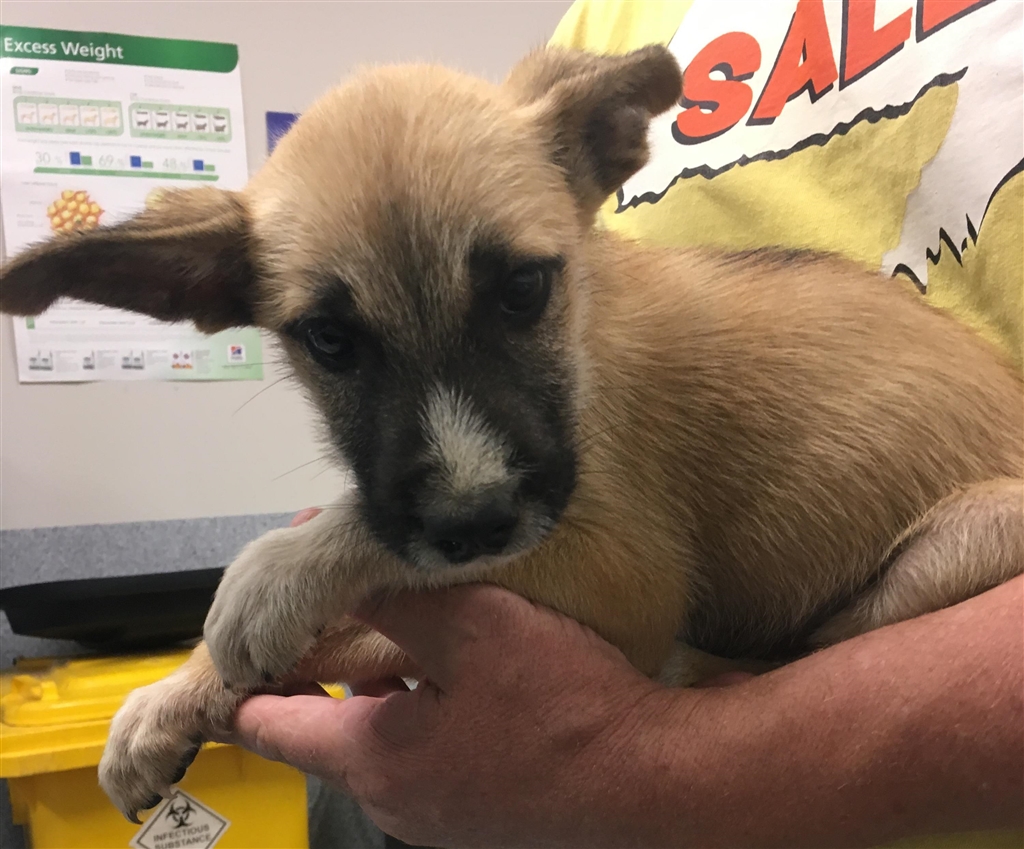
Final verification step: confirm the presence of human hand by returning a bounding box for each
[225,579,677,848]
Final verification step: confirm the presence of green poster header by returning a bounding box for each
[0,25,238,73]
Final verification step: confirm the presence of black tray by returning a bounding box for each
[0,568,225,651]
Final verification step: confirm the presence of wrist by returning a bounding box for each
[618,684,761,848]
[573,682,741,849]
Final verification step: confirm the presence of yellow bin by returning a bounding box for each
[1,651,311,849]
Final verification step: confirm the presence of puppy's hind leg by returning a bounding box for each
[813,478,1023,646]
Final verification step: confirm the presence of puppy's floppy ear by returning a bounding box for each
[0,187,257,333]
[505,45,682,216]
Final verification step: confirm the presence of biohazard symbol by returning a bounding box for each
[164,797,196,829]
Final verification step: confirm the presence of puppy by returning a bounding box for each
[2,46,1021,822]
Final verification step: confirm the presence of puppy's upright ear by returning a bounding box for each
[0,187,257,333]
[505,46,681,216]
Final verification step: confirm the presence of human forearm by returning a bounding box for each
[622,575,1024,848]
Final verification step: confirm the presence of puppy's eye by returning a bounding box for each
[300,319,356,368]
[500,263,552,324]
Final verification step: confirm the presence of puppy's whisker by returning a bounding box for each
[271,455,333,482]
[233,376,293,415]
[235,360,290,368]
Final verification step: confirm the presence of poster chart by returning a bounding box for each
[0,25,262,382]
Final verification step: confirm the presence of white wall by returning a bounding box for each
[0,0,573,530]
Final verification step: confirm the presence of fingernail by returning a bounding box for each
[290,507,322,527]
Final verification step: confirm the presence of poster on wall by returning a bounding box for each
[0,25,262,383]
[266,110,299,154]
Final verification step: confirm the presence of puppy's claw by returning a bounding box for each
[171,743,202,783]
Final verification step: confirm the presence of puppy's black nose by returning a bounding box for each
[424,499,518,564]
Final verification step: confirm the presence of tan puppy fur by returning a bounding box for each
[1,46,1021,821]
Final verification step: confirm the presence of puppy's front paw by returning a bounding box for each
[204,528,326,691]
[99,681,204,823]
